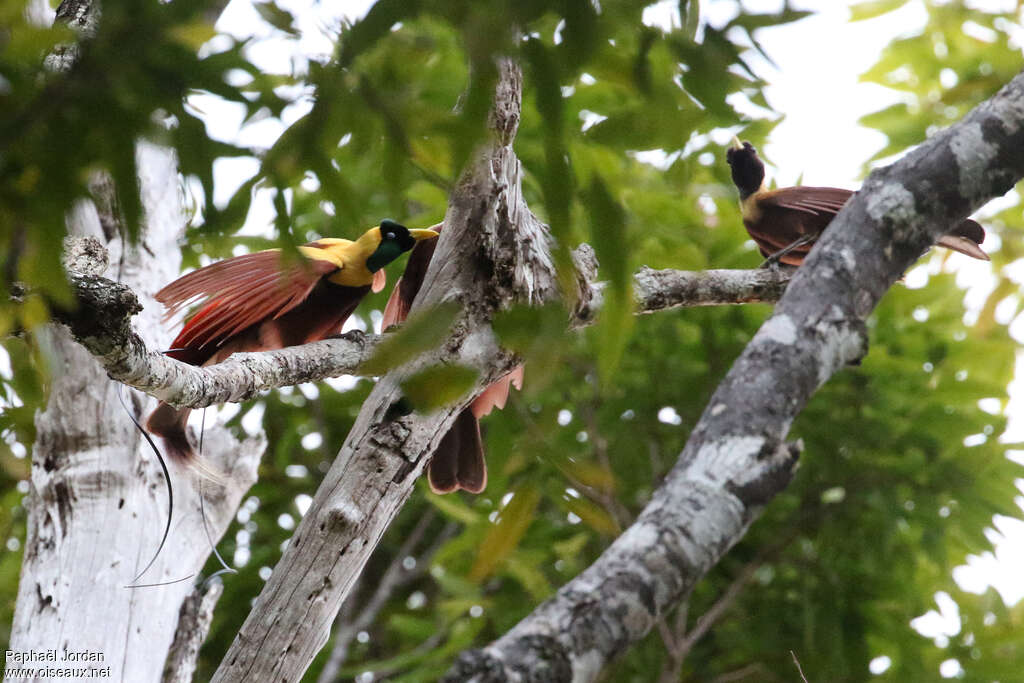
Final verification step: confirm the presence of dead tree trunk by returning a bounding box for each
[209,58,556,683]
[9,3,263,679]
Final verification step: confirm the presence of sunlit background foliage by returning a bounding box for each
[2,0,1024,681]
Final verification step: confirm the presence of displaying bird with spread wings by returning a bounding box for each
[147,220,438,468]
[382,227,524,494]
[725,138,988,266]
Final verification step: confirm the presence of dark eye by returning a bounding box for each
[386,232,396,240]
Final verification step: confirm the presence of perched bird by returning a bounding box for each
[725,138,989,266]
[147,220,439,467]
[382,227,524,494]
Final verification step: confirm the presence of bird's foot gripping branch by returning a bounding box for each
[52,238,794,417]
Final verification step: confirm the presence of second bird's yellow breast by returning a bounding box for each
[739,195,763,223]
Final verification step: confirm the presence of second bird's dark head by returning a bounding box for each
[366,219,439,272]
[726,138,765,200]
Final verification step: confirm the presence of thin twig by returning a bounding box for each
[790,650,809,683]
[676,560,762,660]
[657,600,690,682]
[366,629,447,681]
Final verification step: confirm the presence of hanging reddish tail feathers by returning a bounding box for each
[382,227,524,494]
[146,222,439,476]
[146,250,367,477]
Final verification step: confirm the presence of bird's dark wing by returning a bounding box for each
[157,250,339,355]
[381,228,440,329]
[762,188,988,261]
[757,186,854,216]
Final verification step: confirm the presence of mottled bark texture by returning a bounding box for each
[10,2,262,681]
[163,580,224,683]
[11,142,263,683]
[54,245,791,410]
[209,59,556,683]
[445,71,1024,682]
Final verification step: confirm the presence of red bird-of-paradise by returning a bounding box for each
[726,137,988,266]
[147,220,438,469]
[381,226,523,494]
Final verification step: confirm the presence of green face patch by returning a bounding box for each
[366,237,405,272]
[366,220,417,272]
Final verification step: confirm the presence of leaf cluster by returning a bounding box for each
[2,1,1023,681]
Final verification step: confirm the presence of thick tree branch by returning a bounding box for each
[444,71,1024,682]
[12,143,264,682]
[52,239,791,410]
[316,512,457,683]
[12,2,261,680]
[209,58,557,683]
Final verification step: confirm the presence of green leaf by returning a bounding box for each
[491,302,570,392]
[726,9,813,31]
[558,0,601,69]
[681,0,701,41]
[468,485,541,582]
[400,364,478,413]
[361,301,460,375]
[504,554,554,601]
[426,491,481,525]
[388,614,437,641]
[848,0,911,22]
[168,19,217,49]
[552,532,590,561]
[583,174,634,385]
[338,0,423,68]
[523,38,572,244]
[562,496,621,536]
[253,2,299,36]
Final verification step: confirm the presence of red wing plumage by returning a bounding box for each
[758,186,854,216]
[381,281,409,331]
[381,232,438,330]
[158,250,338,357]
[472,366,525,419]
[381,226,522,494]
[752,186,988,263]
[148,248,366,469]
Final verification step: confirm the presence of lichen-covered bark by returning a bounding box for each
[163,580,224,683]
[632,266,791,314]
[209,58,556,683]
[445,71,1024,682]
[10,2,262,678]
[11,141,263,683]
[54,249,792,410]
